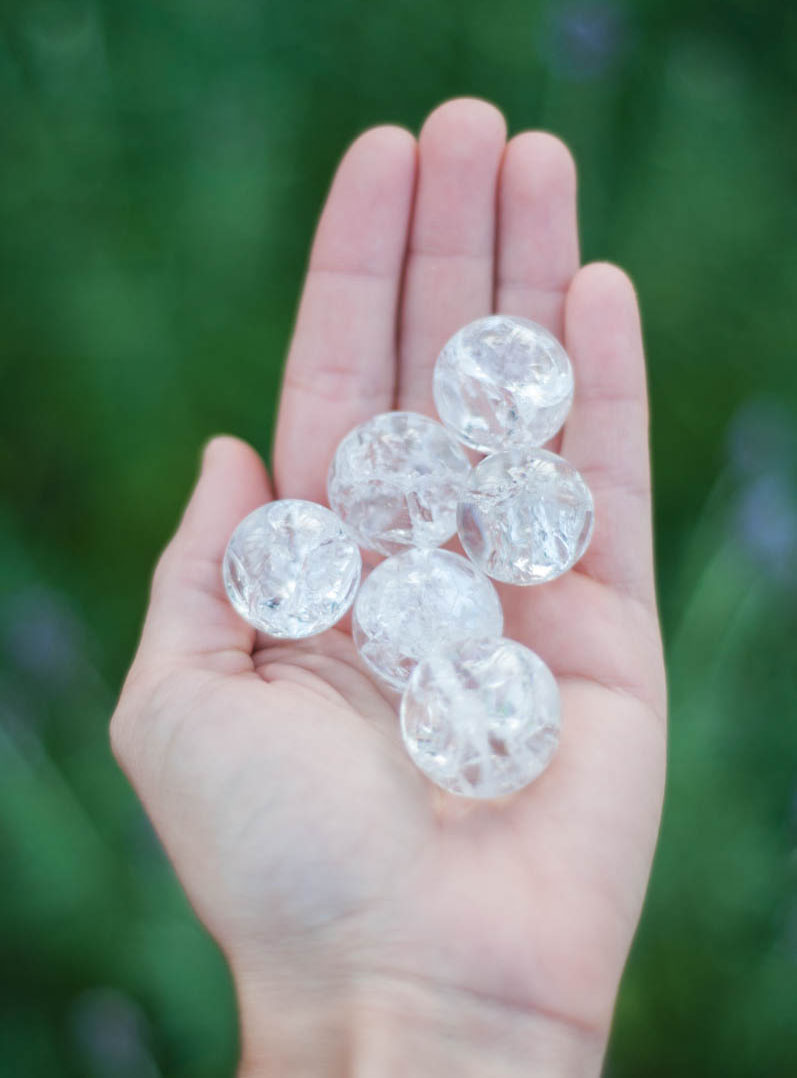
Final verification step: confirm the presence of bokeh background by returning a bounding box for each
[1,0,796,1074]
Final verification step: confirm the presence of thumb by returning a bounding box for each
[134,435,273,671]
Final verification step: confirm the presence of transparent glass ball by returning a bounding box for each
[457,447,594,585]
[223,500,361,638]
[327,411,471,555]
[433,314,574,453]
[401,636,561,799]
[353,548,503,690]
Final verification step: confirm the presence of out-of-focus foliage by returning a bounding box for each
[1,0,795,1074]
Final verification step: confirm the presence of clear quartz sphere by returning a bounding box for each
[327,411,471,555]
[353,548,503,690]
[457,447,594,585]
[222,500,361,638]
[433,314,574,453]
[401,636,561,799]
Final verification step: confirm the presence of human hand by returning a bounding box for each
[111,98,666,1077]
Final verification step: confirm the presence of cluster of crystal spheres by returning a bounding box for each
[222,315,595,800]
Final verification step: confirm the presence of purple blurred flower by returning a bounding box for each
[544,1,629,80]
[0,678,45,763]
[734,473,797,583]
[728,398,797,584]
[70,988,160,1077]
[2,588,88,688]
[727,398,797,479]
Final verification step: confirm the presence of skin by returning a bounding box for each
[111,99,667,1076]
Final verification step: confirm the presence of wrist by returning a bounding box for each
[235,969,606,1078]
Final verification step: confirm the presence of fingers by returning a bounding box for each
[397,98,506,413]
[495,132,579,337]
[494,144,653,608]
[560,263,656,608]
[136,437,273,668]
[273,125,417,503]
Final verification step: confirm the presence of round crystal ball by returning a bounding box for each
[353,548,503,690]
[401,636,561,799]
[458,448,594,585]
[433,314,574,453]
[327,411,471,555]
[223,500,361,638]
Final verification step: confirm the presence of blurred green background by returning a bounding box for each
[1,0,796,1074]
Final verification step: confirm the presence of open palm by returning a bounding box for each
[112,99,666,1073]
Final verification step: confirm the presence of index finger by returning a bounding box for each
[273,125,417,503]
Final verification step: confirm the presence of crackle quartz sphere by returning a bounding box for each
[458,448,594,585]
[433,314,574,453]
[353,548,503,690]
[401,636,561,798]
[327,411,471,555]
[223,500,361,638]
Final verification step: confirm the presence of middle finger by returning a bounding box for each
[397,98,506,415]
